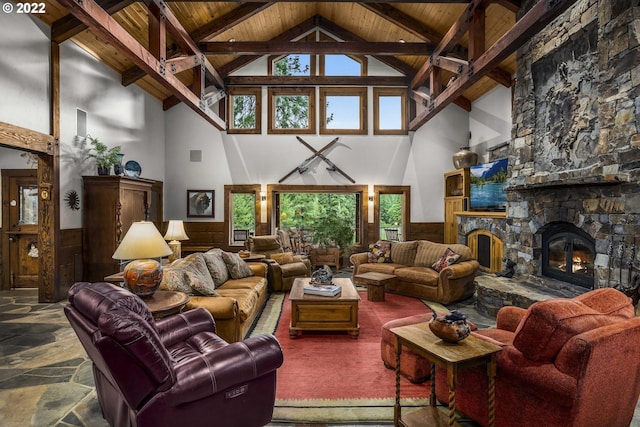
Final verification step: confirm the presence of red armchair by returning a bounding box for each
[435,288,640,427]
[65,282,284,427]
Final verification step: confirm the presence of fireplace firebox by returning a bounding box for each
[541,223,595,288]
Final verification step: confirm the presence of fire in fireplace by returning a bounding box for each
[541,223,595,289]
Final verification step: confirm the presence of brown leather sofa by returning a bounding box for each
[246,235,311,291]
[435,288,640,427]
[65,281,283,427]
[160,250,268,343]
[350,240,479,304]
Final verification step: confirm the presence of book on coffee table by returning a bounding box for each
[303,283,341,297]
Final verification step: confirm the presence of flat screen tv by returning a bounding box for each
[469,158,508,211]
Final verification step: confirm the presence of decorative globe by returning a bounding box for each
[123,259,164,298]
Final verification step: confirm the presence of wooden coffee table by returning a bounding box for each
[289,277,361,339]
[354,271,396,302]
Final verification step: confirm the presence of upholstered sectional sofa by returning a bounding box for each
[350,240,480,304]
[159,249,268,343]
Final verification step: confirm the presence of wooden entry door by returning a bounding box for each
[2,170,39,288]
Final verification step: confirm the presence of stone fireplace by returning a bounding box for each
[460,1,640,307]
[504,0,640,294]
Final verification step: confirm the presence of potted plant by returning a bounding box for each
[310,214,355,269]
[86,136,122,175]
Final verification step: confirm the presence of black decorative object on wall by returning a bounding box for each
[65,190,80,210]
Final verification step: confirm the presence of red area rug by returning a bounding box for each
[260,290,433,422]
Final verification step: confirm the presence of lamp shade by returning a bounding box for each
[164,220,189,241]
[113,221,173,260]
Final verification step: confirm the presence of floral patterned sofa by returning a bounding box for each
[350,240,479,304]
[160,249,268,343]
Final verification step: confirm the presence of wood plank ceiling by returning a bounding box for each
[26,1,573,129]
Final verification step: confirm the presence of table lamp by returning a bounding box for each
[164,220,189,263]
[112,221,173,297]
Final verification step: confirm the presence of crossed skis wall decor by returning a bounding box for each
[279,136,355,184]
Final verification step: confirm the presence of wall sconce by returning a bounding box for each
[261,192,267,202]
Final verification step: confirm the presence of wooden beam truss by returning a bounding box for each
[55,0,226,130]
[409,0,578,130]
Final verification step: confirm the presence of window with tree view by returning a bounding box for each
[231,193,256,245]
[229,87,261,134]
[268,87,315,134]
[276,192,359,251]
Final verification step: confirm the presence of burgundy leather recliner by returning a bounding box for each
[65,282,284,427]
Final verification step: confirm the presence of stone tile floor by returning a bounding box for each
[0,286,638,427]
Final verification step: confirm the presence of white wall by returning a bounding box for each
[0,11,166,229]
[164,95,469,223]
[469,85,512,161]
[0,11,50,134]
[59,42,166,229]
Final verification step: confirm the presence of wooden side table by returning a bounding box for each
[144,291,190,319]
[354,272,396,302]
[391,322,502,427]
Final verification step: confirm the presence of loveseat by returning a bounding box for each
[434,288,640,427]
[160,249,268,343]
[350,240,479,304]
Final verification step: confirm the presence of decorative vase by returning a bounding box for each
[113,153,125,175]
[97,166,110,176]
[428,310,471,343]
[452,147,478,169]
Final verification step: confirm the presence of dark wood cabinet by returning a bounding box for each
[82,176,163,282]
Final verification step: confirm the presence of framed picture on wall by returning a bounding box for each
[187,190,214,218]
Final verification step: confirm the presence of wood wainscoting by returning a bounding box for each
[467,229,503,274]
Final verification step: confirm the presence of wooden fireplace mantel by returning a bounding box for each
[455,211,506,219]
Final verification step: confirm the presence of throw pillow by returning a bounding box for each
[367,241,392,263]
[222,251,254,279]
[431,248,462,272]
[271,252,295,265]
[185,271,220,296]
[202,250,230,287]
[160,268,193,295]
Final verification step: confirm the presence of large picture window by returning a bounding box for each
[373,88,408,135]
[228,87,261,134]
[268,87,316,134]
[320,87,367,135]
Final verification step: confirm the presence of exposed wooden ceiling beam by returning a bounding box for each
[51,0,134,43]
[200,41,433,55]
[357,2,461,55]
[410,0,578,130]
[0,121,56,154]
[217,15,320,77]
[314,16,471,111]
[411,0,486,89]
[54,0,225,130]
[492,0,521,13]
[362,1,512,88]
[143,0,224,88]
[122,2,272,86]
[226,75,408,86]
[155,1,473,2]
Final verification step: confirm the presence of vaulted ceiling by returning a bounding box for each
[29,0,576,130]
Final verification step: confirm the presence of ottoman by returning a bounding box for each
[381,313,433,383]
